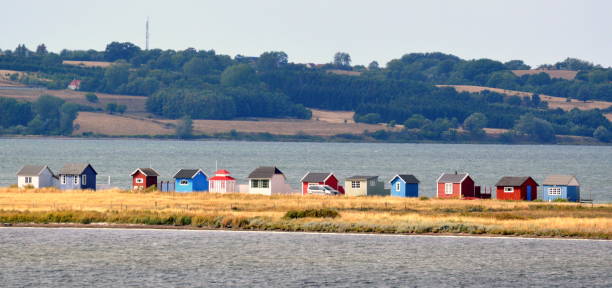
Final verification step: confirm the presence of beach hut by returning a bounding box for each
[58,163,97,190]
[16,165,56,189]
[300,172,343,195]
[130,168,160,190]
[495,176,538,201]
[247,166,294,195]
[344,176,386,196]
[436,172,475,198]
[389,174,419,198]
[173,169,208,192]
[541,175,580,202]
[209,169,237,193]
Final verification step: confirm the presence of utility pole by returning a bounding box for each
[145,17,150,51]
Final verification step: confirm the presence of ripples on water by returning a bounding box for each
[0,228,611,287]
[0,139,611,201]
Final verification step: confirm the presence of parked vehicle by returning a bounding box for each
[307,185,339,195]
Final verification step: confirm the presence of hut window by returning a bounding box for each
[82,175,86,185]
[61,175,66,184]
[351,181,360,188]
[261,180,269,188]
[396,182,401,191]
[180,180,189,185]
[73,176,79,185]
[504,187,514,193]
[369,180,376,186]
[136,178,143,184]
[445,183,453,194]
[25,177,32,184]
[251,180,259,188]
[548,187,561,195]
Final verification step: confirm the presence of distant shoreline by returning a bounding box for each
[3,223,608,241]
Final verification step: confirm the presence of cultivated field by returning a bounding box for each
[511,69,578,80]
[437,85,612,111]
[74,112,174,136]
[62,60,113,68]
[0,188,610,239]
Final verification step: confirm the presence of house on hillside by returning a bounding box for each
[300,172,343,195]
[389,174,419,198]
[541,175,580,202]
[130,168,160,190]
[16,165,56,188]
[247,166,294,195]
[344,176,386,196]
[436,173,476,198]
[209,169,237,193]
[67,79,81,90]
[58,163,97,190]
[495,176,538,201]
[173,169,208,192]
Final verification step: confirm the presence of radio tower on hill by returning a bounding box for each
[145,17,150,50]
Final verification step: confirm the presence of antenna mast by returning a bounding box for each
[145,17,150,50]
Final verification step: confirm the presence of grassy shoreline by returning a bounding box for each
[1,188,611,239]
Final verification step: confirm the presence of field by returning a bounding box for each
[0,188,610,239]
[74,112,174,136]
[62,60,113,68]
[437,84,612,111]
[511,69,578,80]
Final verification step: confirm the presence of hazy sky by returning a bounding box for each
[2,0,610,67]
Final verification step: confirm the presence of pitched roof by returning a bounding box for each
[437,173,468,183]
[131,168,160,177]
[390,174,420,184]
[543,175,579,186]
[173,169,205,179]
[301,172,332,183]
[214,169,231,175]
[248,166,284,179]
[495,176,537,187]
[59,163,96,175]
[17,165,51,176]
[346,175,378,181]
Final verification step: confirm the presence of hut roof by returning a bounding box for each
[301,172,332,183]
[248,166,284,178]
[173,169,205,179]
[17,165,52,176]
[131,168,160,177]
[60,163,96,175]
[543,175,579,186]
[390,174,420,184]
[495,176,537,187]
[438,173,468,183]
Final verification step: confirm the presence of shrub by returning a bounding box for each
[419,196,429,200]
[552,198,568,202]
[283,208,339,219]
[85,93,99,103]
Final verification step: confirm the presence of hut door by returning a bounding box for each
[526,186,532,201]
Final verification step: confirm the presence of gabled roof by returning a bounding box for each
[214,169,231,175]
[173,169,206,179]
[346,175,378,181]
[248,166,284,179]
[495,176,538,187]
[210,169,235,181]
[130,168,160,177]
[59,163,97,175]
[543,175,579,186]
[17,165,53,177]
[437,173,469,183]
[389,174,420,184]
[301,172,332,183]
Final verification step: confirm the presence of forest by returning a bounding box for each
[0,42,611,142]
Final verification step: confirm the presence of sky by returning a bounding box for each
[1,0,610,67]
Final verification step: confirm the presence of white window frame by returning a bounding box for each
[251,180,259,188]
[261,180,269,188]
[25,177,32,184]
[548,187,561,196]
[135,178,144,184]
[351,181,360,189]
[180,179,189,185]
[396,182,401,191]
[369,180,376,186]
[61,175,66,185]
[445,183,453,194]
[504,187,514,193]
[82,175,86,185]
[74,175,79,185]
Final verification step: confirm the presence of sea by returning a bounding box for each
[0,138,610,201]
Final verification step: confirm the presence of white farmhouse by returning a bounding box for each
[247,166,295,195]
[16,165,56,188]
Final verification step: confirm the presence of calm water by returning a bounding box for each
[0,228,610,287]
[0,138,611,201]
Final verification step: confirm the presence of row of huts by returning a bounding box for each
[15,164,582,202]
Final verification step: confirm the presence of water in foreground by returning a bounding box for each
[0,228,610,287]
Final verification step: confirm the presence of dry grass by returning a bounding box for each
[74,112,174,136]
[1,188,610,238]
[605,113,612,122]
[311,109,355,124]
[62,60,113,68]
[511,70,578,80]
[438,85,612,111]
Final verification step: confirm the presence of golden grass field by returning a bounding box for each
[511,69,578,80]
[1,188,610,239]
[437,85,612,111]
[74,112,175,136]
[62,60,113,68]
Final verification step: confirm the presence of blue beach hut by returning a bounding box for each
[58,163,97,190]
[541,175,580,202]
[173,169,208,192]
[389,174,419,197]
